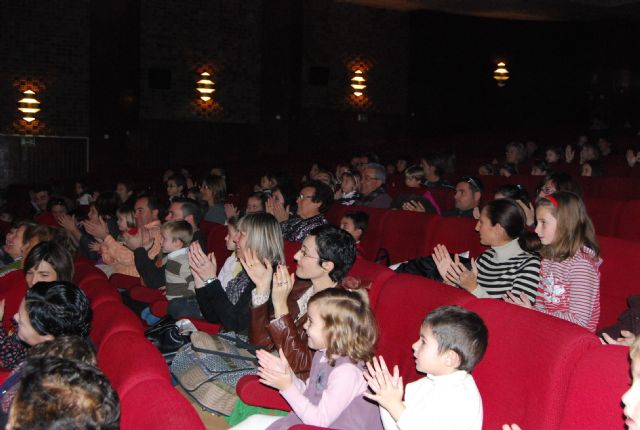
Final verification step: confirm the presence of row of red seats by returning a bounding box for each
[73,260,205,429]
[325,204,640,331]
[237,260,630,430]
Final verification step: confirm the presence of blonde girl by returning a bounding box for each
[506,191,602,332]
[231,288,381,430]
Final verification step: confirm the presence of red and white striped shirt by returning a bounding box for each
[534,246,602,332]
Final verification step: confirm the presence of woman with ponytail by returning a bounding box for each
[434,198,541,302]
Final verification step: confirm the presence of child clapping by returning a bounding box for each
[365,305,488,430]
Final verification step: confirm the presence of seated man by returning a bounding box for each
[0,221,36,275]
[165,197,207,252]
[442,176,483,218]
[356,163,392,209]
[99,194,163,277]
[279,180,332,242]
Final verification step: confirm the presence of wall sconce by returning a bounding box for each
[493,62,510,87]
[196,72,215,101]
[350,70,366,97]
[18,89,40,122]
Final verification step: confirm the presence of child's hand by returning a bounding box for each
[88,241,102,253]
[257,348,293,391]
[402,200,426,213]
[601,330,636,346]
[504,291,533,309]
[363,356,405,421]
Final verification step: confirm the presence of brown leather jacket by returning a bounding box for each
[249,278,314,377]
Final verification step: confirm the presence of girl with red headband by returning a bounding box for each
[506,191,602,332]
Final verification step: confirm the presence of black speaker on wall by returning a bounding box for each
[148,68,172,89]
[308,66,330,86]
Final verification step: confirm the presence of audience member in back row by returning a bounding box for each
[249,224,358,376]
[279,180,331,242]
[200,174,227,224]
[443,176,483,218]
[164,197,207,252]
[537,171,582,199]
[356,163,392,209]
[99,194,163,277]
[420,153,454,188]
[0,221,36,275]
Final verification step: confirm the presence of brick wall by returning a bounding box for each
[0,0,90,136]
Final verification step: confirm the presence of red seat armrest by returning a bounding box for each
[236,375,291,411]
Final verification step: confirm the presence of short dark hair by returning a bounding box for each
[172,197,203,225]
[423,305,488,372]
[25,281,92,338]
[95,191,119,218]
[459,176,484,194]
[46,197,68,213]
[33,184,51,194]
[28,335,97,365]
[544,172,582,197]
[342,211,369,236]
[531,159,549,174]
[494,184,531,207]
[301,180,334,214]
[168,173,187,190]
[10,356,120,430]
[310,224,356,282]
[421,153,447,177]
[23,241,75,282]
[136,194,162,220]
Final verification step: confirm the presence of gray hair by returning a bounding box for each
[365,163,386,183]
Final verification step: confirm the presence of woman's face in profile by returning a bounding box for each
[14,299,53,346]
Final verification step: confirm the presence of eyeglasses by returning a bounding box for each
[299,247,322,261]
[363,176,380,181]
[297,194,315,201]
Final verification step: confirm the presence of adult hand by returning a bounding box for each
[502,425,522,430]
[334,189,343,199]
[266,196,289,223]
[124,228,154,251]
[83,217,109,240]
[601,330,636,346]
[402,200,426,213]
[188,242,217,289]
[447,256,478,293]
[565,145,575,164]
[504,291,533,309]
[256,348,294,391]
[239,248,273,294]
[363,356,405,421]
[56,213,79,232]
[432,244,454,285]
[515,200,535,226]
[271,264,295,318]
[224,203,239,219]
[88,241,102,253]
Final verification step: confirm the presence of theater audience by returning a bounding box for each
[166,173,187,202]
[538,171,582,198]
[165,197,207,252]
[356,163,392,209]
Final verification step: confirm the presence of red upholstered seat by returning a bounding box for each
[120,378,205,430]
[206,224,232,269]
[597,235,640,330]
[199,219,220,238]
[150,299,169,317]
[80,279,122,308]
[353,206,389,261]
[584,197,622,237]
[129,285,166,304]
[428,216,486,257]
[464,299,599,430]
[90,301,144,347]
[283,240,300,270]
[378,210,439,265]
[614,200,640,242]
[325,204,351,227]
[559,344,629,430]
[109,273,142,291]
[374,274,475,385]
[347,256,395,310]
[97,331,170,398]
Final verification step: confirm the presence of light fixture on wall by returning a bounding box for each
[18,89,40,122]
[350,70,366,97]
[493,62,510,87]
[196,72,215,101]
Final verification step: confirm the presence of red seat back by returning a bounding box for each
[206,224,231,269]
[378,211,438,265]
[614,200,640,241]
[427,216,485,257]
[347,256,395,310]
[584,197,622,237]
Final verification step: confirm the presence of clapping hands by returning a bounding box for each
[363,356,405,421]
[256,348,294,391]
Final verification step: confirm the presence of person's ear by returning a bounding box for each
[321,260,334,274]
[444,350,461,369]
[152,209,159,219]
[354,228,363,240]
[473,191,482,204]
[185,214,194,226]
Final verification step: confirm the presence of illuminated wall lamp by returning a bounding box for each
[493,62,510,87]
[351,70,366,97]
[18,89,40,122]
[196,72,215,101]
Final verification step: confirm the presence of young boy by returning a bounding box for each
[340,211,368,256]
[364,305,488,430]
[141,220,199,323]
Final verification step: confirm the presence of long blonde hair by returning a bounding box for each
[237,212,284,265]
[308,288,377,366]
[537,191,599,261]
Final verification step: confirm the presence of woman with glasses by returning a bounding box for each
[200,174,227,224]
[278,180,332,242]
[189,212,285,333]
[248,224,357,376]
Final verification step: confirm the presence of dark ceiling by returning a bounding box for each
[338,0,640,21]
